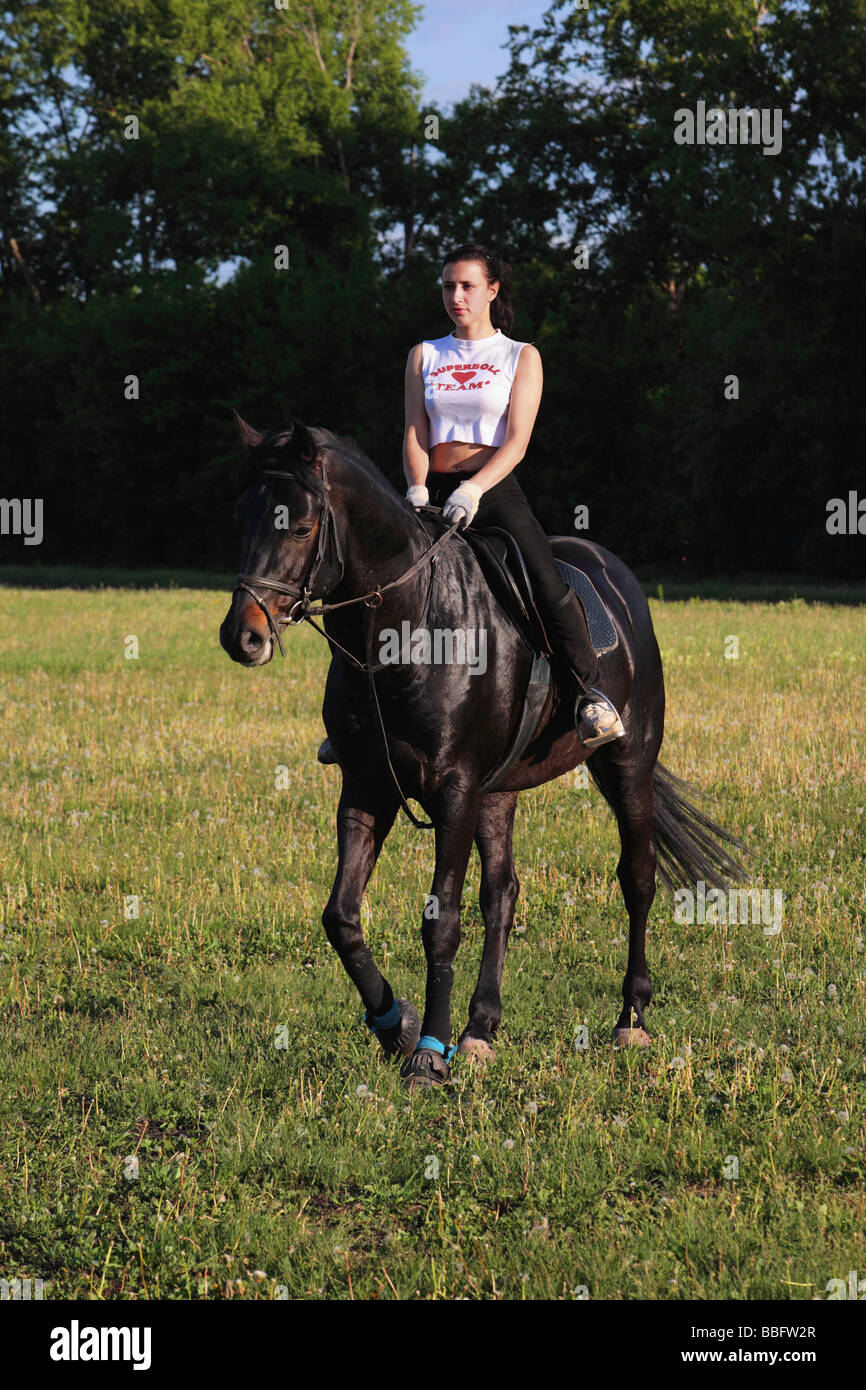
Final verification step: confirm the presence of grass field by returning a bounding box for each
[0,581,863,1300]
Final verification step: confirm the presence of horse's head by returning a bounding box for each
[219,412,344,666]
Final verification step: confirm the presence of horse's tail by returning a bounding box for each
[648,762,750,899]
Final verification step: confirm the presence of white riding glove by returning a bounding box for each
[443,480,483,528]
[406,485,429,509]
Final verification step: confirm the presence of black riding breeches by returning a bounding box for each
[425,468,600,693]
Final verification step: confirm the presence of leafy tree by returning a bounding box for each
[1,0,863,578]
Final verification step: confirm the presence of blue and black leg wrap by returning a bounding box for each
[363,996,421,1059]
[365,999,401,1033]
[417,1035,457,1064]
[400,1033,456,1085]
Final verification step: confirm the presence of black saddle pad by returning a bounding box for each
[553,558,619,654]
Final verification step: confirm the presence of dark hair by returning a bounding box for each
[441,243,515,335]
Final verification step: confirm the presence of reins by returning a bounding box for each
[233,464,464,829]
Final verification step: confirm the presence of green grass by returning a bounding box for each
[0,584,863,1300]
[4,562,866,605]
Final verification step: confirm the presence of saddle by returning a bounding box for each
[416,509,619,659]
[415,507,619,793]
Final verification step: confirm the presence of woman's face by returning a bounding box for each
[441,259,498,331]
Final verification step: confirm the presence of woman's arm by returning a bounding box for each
[464,344,543,493]
[403,343,430,488]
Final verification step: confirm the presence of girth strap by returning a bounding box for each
[478,651,552,793]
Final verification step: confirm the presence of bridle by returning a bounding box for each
[233,461,344,657]
[232,458,463,828]
[233,458,461,663]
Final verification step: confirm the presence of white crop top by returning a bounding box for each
[422,329,529,448]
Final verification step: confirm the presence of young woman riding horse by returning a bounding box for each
[318,242,624,764]
[222,250,747,1089]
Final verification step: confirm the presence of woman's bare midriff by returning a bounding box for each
[429,441,497,474]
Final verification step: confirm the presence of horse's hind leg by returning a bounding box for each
[590,754,656,1045]
[458,790,520,1063]
[322,779,419,1056]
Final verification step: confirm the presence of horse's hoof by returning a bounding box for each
[457,1034,496,1063]
[612,1026,651,1048]
[400,1047,451,1088]
[371,999,421,1059]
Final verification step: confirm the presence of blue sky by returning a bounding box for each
[404,0,551,107]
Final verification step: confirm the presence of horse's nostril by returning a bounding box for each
[240,627,264,653]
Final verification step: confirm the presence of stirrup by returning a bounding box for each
[575,687,626,750]
[317,736,338,765]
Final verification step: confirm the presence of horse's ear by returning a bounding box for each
[233,409,264,451]
[290,419,317,463]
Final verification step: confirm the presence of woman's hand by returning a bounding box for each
[406,485,429,508]
[443,480,483,528]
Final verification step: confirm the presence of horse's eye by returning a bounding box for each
[293,525,314,538]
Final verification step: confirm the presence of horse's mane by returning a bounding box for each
[310,425,402,499]
[237,422,401,501]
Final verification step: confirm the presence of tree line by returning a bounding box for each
[1,0,863,577]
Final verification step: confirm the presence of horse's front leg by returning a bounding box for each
[457,789,520,1063]
[322,779,420,1059]
[401,780,479,1088]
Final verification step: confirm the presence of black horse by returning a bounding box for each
[220,415,746,1086]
